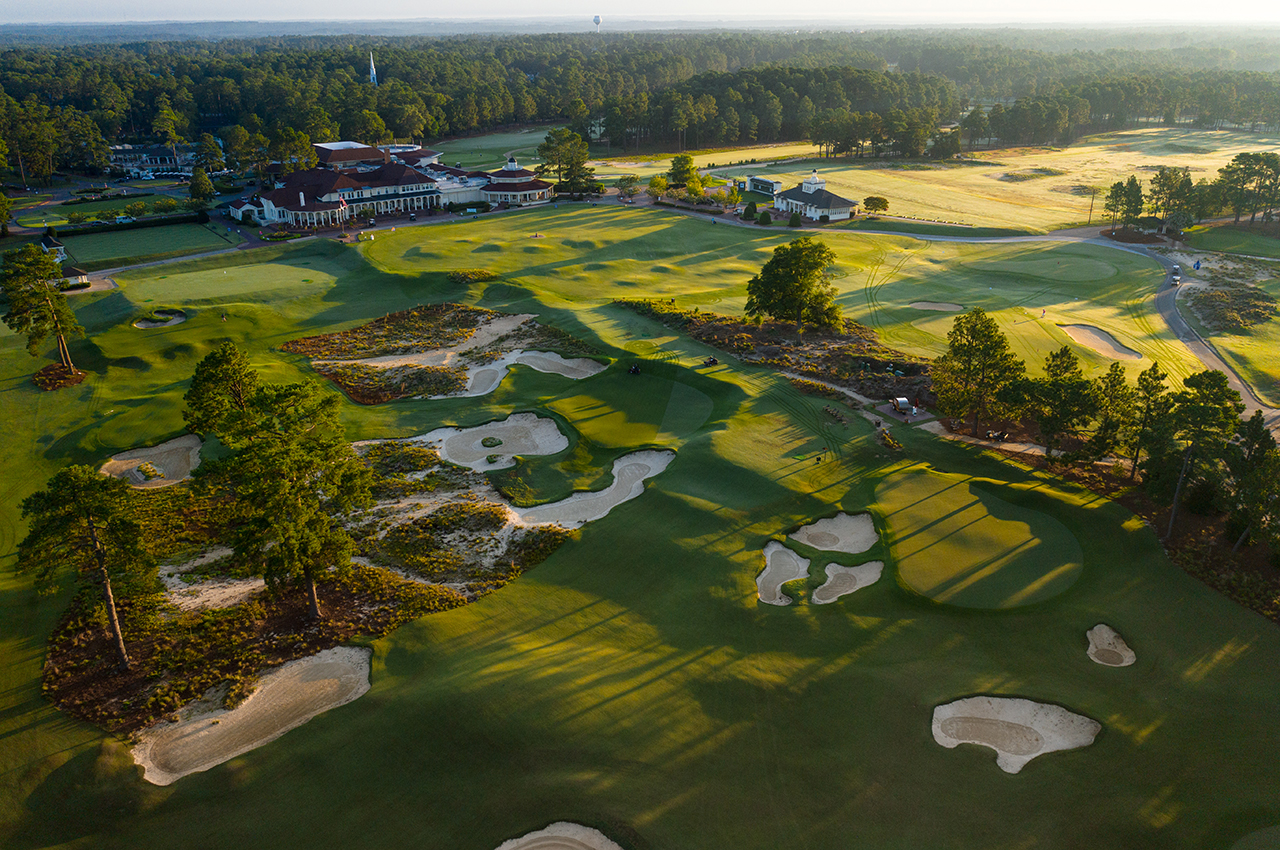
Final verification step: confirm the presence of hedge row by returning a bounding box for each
[61,192,156,207]
[59,211,207,236]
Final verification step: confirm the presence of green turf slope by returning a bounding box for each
[0,208,1277,850]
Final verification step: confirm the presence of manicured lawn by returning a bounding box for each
[16,193,181,227]
[589,140,823,180]
[433,127,556,171]
[1186,224,1280,259]
[0,207,1277,849]
[61,223,241,268]
[841,217,1039,238]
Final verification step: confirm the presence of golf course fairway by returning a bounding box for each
[0,206,1277,850]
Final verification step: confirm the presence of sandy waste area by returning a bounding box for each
[1059,324,1142,360]
[790,512,878,554]
[99,434,202,489]
[811,561,883,604]
[494,822,624,850]
[932,696,1101,773]
[413,413,569,471]
[315,313,605,398]
[160,547,265,613]
[132,647,372,786]
[516,450,674,528]
[1086,624,1136,667]
[909,301,964,312]
[756,541,810,606]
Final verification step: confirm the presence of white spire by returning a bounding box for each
[370,52,378,87]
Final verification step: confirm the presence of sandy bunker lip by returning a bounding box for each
[1086,624,1136,667]
[909,301,964,312]
[410,412,569,471]
[132,647,372,786]
[932,696,1101,774]
[134,308,187,329]
[515,450,674,528]
[1059,324,1142,360]
[494,822,625,850]
[812,561,883,604]
[448,350,607,398]
[789,512,878,554]
[99,434,202,489]
[756,541,810,606]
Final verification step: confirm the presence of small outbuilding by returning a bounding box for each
[774,171,857,221]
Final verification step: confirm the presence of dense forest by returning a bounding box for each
[2,29,1280,183]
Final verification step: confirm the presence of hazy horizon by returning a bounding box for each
[2,5,1280,27]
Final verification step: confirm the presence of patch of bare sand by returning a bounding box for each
[161,548,265,613]
[494,822,624,850]
[413,413,569,471]
[909,301,964,312]
[812,561,883,604]
[1086,624,1136,667]
[756,541,810,606]
[444,350,606,398]
[99,434,202,489]
[932,696,1101,773]
[790,512,878,554]
[320,313,536,370]
[1059,324,1142,360]
[515,450,674,528]
[134,309,187,329]
[132,646,371,786]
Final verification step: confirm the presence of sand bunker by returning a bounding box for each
[134,308,187,329]
[494,822,624,850]
[99,434,202,489]
[909,301,964,312]
[756,541,810,606]
[1086,624,1136,667]
[161,547,265,613]
[932,696,1101,774]
[449,350,607,398]
[515,450,674,528]
[413,413,569,471]
[789,512,878,554]
[811,561,883,604]
[132,647,371,786]
[1060,325,1142,360]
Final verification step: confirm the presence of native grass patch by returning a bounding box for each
[284,303,600,404]
[616,298,932,403]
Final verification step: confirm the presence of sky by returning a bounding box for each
[1,0,1278,25]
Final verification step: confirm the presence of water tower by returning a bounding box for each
[593,15,601,32]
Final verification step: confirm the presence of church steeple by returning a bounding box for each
[370,52,378,87]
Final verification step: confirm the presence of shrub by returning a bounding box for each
[447,269,499,283]
[153,197,179,214]
[757,211,772,226]
[742,201,757,220]
[819,214,830,223]
[788,212,802,227]
[66,211,87,225]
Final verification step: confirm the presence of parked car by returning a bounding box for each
[368,218,376,227]
[115,215,135,224]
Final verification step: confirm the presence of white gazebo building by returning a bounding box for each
[774,171,857,221]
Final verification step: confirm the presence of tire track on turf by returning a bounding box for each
[742,371,845,461]
[863,244,922,329]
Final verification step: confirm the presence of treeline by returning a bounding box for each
[594,66,960,153]
[1097,153,1280,232]
[933,309,1278,553]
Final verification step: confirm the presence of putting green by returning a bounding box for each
[877,468,1083,608]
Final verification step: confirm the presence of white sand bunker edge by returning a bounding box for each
[99,434,202,489]
[410,412,569,471]
[161,547,265,613]
[494,822,624,850]
[1060,324,1142,360]
[1086,624,1136,667]
[132,646,372,786]
[134,309,187,329]
[909,301,964,312]
[812,561,883,604]
[441,350,607,399]
[756,541,810,606]
[932,696,1101,774]
[515,450,674,528]
[789,512,878,554]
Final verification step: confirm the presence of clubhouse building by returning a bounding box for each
[773,170,857,221]
[252,144,552,227]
